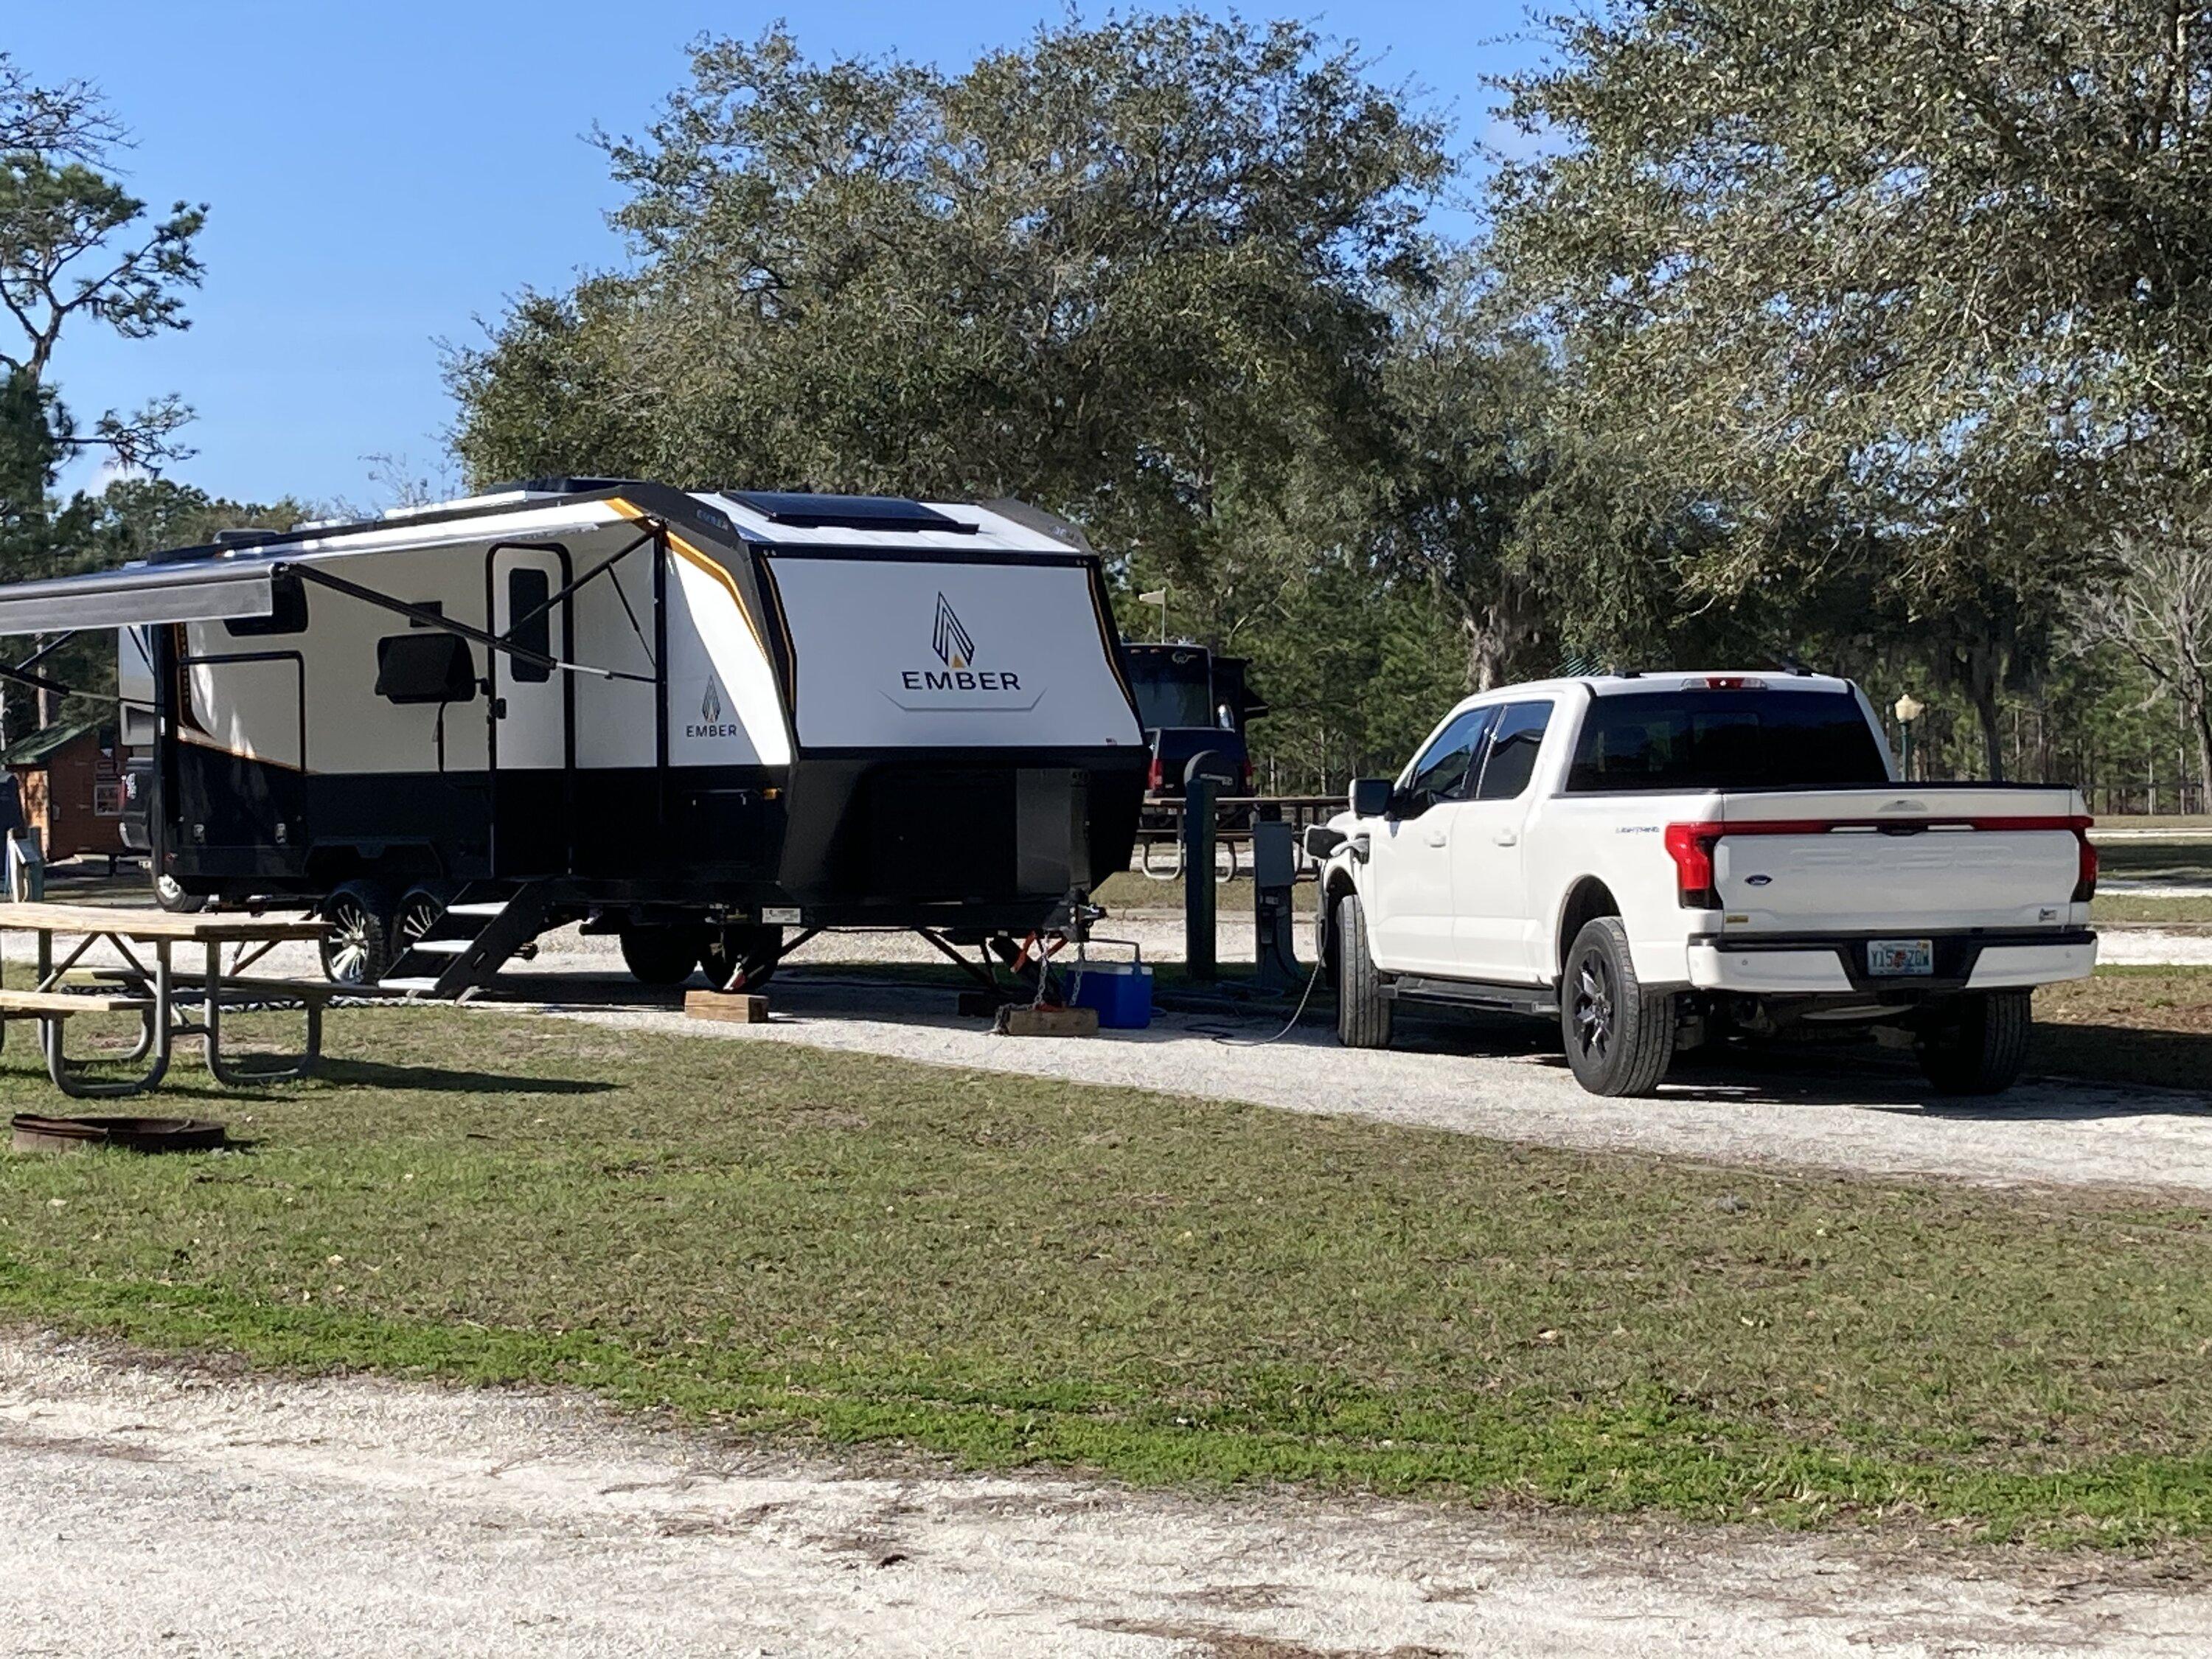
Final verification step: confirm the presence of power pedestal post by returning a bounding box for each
[1252,815,1300,992]
[1182,775,1217,981]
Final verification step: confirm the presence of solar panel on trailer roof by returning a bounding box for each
[725,491,968,532]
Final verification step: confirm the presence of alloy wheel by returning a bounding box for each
[324,898,376,984]
[1572,949,1614,1062]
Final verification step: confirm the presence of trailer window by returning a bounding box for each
[1565,689,1887,791]
[506,568,552,684]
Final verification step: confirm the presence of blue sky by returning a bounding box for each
[12,1,1536,508]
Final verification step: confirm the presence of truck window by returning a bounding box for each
[1406,706,1496,801]
[1473,701,1553,799]
[1565,689,1888,792]
[1126,655,1214,728]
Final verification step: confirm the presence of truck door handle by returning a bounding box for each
[1492,829,1518,846]
[1425,830,1447,847]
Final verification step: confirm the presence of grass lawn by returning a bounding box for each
[7,1007,2212,1547]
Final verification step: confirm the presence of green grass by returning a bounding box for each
[2096,841,2212,886]
[8,1009,2212,1545]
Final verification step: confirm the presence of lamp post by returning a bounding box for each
[1893,692,1925,781]
[1135,587,1168,642]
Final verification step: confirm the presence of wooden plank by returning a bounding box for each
[992,1004,1099,1038]
[0,990,153,1015]
[0,902,328,942]
[684,990,771,1024]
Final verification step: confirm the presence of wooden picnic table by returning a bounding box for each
[0,902,333,1099]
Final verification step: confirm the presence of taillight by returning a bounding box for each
[1239,757,1255,794]
[1663,821,1722,908]
[1147,757,1164,791]
[2073,818,2098,902]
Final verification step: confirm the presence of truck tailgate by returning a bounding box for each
[1701,788,2090,933]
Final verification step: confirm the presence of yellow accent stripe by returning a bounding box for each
[608,497,770,656]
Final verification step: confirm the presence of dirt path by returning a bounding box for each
[1,1331,2200,1658]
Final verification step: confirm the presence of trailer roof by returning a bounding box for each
[0,484,1095,638]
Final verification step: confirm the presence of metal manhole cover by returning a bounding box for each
[10,1114,227,1154]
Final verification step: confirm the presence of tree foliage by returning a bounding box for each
[1490,0,2212,775]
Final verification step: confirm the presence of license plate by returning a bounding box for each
[1867,937,1934,976]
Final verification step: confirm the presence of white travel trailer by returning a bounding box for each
[0,481,1148,994]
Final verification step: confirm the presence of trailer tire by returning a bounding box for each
[620,926,699,987]
[394,886,451,953]
[700,925,782,992]
[1332,893,1393,1049]
[1916,990,2033,1095]
[320,880,394,986]
[1561,917,1675,1096]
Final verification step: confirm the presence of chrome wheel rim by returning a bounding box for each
[1572,950,1614,1062]
[397,897,441,949]
[324,900,373,984]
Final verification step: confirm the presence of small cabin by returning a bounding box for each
[3,717,128,862]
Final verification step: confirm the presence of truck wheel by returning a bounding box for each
[1561,917,1675,1096]
[320,880,394,986]
[700,924,782,992]
[1916,990,2033,1095]
[1332,893,1393,1048]
[620,926,699,987]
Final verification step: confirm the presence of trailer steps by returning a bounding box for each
[380,882,554,1000]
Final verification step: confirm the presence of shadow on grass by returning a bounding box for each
[313,1058,616,1096]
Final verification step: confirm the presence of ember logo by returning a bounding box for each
[901,592,1023,695]
[932,592,976,669]
[687,675,740,740]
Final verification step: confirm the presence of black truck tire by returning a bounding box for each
[1560,916,1676,1096]
[1332,892,1394,1049]
[1916,990,2033,1095]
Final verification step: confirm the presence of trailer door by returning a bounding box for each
[487,544,573,873]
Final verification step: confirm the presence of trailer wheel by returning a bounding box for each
[394,886,450,953]
[619,926,699,987]
[1560,917,1675,1096]
[320,881,394,986]
[700,925,782,992]
[1916,990,2033,1095]
[1332,893,1393,1049]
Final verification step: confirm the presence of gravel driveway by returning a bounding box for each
[4,1331,2202,1658]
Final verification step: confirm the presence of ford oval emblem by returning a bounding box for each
[1745,873,1773,887]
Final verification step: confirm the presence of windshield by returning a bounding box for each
[1565,689,1888,792]
[1127,659,1215,729]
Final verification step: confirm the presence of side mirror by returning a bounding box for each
[1302,824,1346,860]
[1349,777,1392,818]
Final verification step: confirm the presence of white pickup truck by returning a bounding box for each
[1305,673,2097,1097]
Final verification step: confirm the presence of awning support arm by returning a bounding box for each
[9,630,77,675]
[280,562,655,684]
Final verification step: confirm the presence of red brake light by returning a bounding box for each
[1663,821,1722,908]
[2074,818,2097,902]
[1239,757,1255,793]
[1147,757,1164,791]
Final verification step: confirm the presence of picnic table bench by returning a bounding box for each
[0,903,333,1099]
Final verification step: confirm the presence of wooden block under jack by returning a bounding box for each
[685,990,771,1024]
[993,1004,1099,1038]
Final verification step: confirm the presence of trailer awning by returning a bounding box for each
[0,560,277,634]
